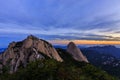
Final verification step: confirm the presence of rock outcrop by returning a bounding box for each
[0,35,63,73]
[67,42,89,63]
[0,36,89,73]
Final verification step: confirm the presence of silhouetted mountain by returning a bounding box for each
[54,45,86,49]
[86,45,120,58]
[54,45,67,49]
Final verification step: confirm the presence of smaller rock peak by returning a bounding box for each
[67,42,76,48]
[67,41,89,63]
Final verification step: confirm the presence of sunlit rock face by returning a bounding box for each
[0,35,63,73]
[67,42,89,63]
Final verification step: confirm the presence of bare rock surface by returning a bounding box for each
[0,35,63,73]
[67,42,89,63]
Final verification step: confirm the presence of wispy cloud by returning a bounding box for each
[0,0,120,47]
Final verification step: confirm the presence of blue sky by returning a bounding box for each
[0,0,120,47]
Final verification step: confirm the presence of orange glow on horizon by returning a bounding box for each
[49,40,120,45]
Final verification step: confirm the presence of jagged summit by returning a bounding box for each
[0,35,63,73]
[67,42,89,63]
[27,35,39,40]
[26,35,51,46]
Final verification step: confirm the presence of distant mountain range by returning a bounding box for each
[54,45,87,49]
[85,45,120,58]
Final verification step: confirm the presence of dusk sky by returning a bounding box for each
[0,0,120,47]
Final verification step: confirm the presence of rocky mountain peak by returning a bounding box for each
[0,35,63,73]
[67,42,89,63]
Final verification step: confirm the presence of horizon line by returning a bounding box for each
[49,40,120,45]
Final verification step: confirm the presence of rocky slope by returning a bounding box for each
[0,35,63,73]
[0,36,89,73]
[67,42,89,63]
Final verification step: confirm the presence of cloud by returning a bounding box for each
[0,0,120,47]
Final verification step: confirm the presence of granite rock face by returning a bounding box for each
[0,35,63,73]
[67,42,89,63]
[0,36,89,73]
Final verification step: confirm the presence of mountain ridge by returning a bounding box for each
[0,35,89,73]
[0,35,117,80]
